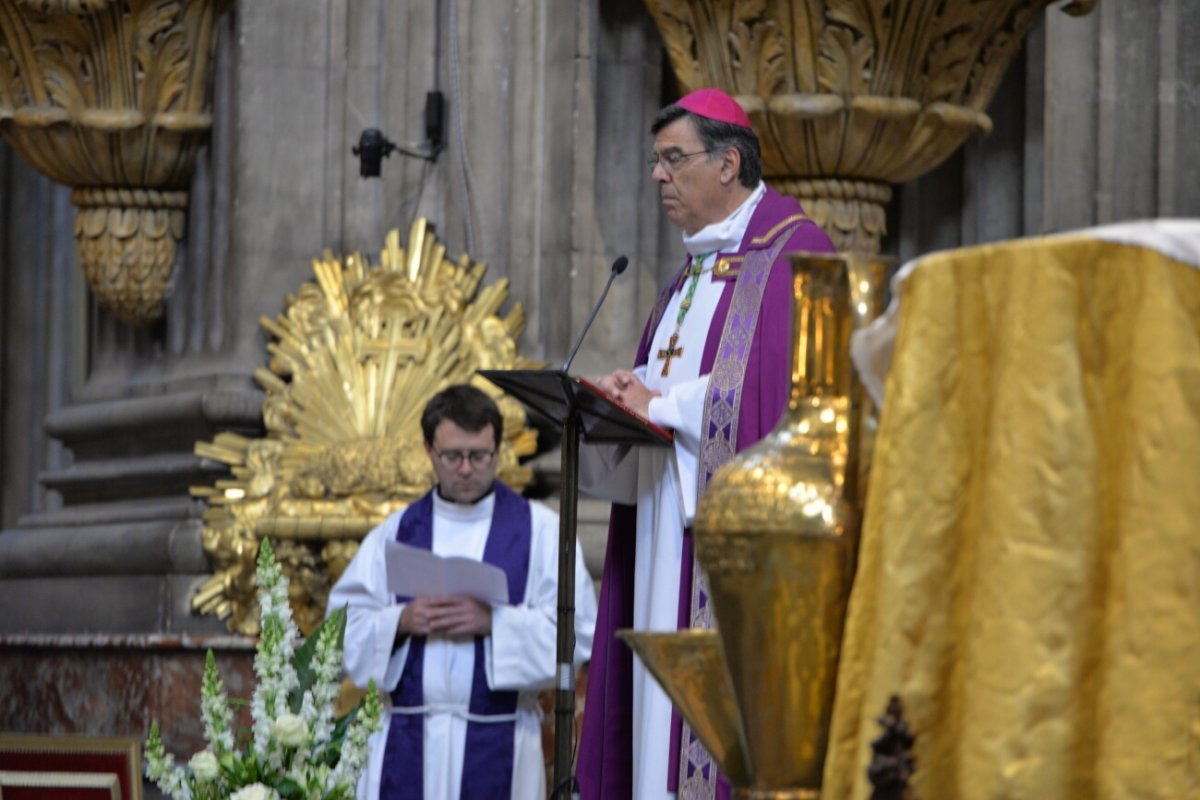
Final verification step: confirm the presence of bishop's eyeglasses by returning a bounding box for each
[648,149,710,174]
[432,448,496,468]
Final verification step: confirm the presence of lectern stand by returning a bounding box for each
[477,369,671,799]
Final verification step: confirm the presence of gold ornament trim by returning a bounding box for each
[191,219,540,635]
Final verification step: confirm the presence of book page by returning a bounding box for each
[384,541,510,604]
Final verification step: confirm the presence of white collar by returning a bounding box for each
[432,486,495,522]
[682,181,766,258]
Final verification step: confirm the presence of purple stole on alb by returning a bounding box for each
[379,482,531,800]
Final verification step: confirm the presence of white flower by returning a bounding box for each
[229,783,277,800]
[250,540,301,758]
[200,651,235,754]
[301,617,342,746]
[331,681,383,789]
[272,712,309,748]
[144,722,192,800]
[187,750,220,783]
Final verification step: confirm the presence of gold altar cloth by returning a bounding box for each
[824,232,1200,799]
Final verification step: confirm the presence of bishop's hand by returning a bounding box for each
[596,369,661,419]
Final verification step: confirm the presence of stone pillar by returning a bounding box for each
[0,5,261,760]
[894,1,1200,261]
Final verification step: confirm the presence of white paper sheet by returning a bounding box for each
[383,541,510,604]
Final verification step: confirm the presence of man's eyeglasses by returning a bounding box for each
[648,149,710,174]
[432,448,497,469]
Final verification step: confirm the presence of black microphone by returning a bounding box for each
[561,255,629,372]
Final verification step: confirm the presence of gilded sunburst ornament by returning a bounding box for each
[191,219,539,634]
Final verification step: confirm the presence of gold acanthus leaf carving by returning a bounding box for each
[0,0,219,161]
[651,0,705,91]
[817,23,872,96]
[192,219,541,635]
[728,0,787,95]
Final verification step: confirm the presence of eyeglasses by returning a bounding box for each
[432,448,497,469]
[647,149,710,174]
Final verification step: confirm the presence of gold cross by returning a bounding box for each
[657,332,684,377]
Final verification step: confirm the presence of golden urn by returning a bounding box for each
[622,252,864,797]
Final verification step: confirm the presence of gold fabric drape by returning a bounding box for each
[825,235,1200,799]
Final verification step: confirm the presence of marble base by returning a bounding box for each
[0,634,255,762]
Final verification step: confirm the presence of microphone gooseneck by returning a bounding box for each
[561,256,629,373]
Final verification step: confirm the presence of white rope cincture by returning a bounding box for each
[389,703,519,724]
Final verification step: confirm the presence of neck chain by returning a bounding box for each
[657,252,714,377]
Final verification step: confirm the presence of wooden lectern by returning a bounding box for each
[477,369,671,799]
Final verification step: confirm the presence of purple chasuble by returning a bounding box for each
[577,186,835,799]
[380,482,531,800]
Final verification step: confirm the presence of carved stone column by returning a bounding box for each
[645,0,1096,254]
[0,0,228,324]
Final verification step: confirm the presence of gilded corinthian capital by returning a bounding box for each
[645,0,1097,252]
[0,0,228,324]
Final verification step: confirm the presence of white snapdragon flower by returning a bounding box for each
[250,540,301,758]
[302,616,342,746]
[331,682,383,790]
[200,651,235,754]
[188,750,220,783]
[144,722,193,800]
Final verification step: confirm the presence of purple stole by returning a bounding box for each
[380,482,531,800]
[576,186,837,799]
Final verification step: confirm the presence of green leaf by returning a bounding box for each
[333,702,358,736]
[258,537,275,571]
[276,775,305,799]
[290,607,346,711]
[319,741,342,768]
[291,609,338,710]
[145,720,162,753]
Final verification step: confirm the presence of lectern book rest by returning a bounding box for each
[477,369,673,446]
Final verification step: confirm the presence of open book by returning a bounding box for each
[384,541,510,605]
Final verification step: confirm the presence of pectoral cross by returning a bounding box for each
[657,333,684,377]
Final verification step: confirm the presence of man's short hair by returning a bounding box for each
[651,105,763,189]
[421,384,504,447]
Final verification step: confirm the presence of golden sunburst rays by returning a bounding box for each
[191,219,540,634]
